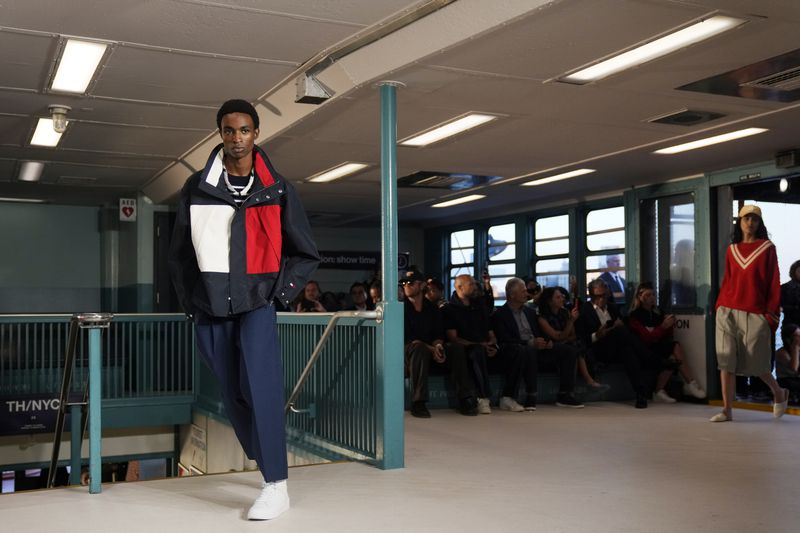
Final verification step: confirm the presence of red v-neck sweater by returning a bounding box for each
[716,239,780,327]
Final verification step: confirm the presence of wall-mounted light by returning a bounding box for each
[48,105,71,133]
[779,178,790,193]
[18,161,45,182]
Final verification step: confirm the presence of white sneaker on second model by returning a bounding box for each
[477,397,492,414]
[683,380,707,399]
[247,479,290,521]
[653,389,677,404]
[498,396,524,412]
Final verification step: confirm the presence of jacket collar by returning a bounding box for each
[198,144,283,204]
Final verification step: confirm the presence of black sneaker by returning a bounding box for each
[523,395,537,411]
[635,394,648,409]
[556,393,585,409]
[459,397,478,416]
[411,401,431,418]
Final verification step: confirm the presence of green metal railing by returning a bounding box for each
[0,314,194,400]
[278,312,379,462]
[3,311,392,468]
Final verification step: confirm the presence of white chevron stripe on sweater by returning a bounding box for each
[730,240,772,270]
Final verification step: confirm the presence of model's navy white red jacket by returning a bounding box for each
[169,144,319,317]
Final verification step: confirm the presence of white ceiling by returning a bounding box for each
[2,0,800,226]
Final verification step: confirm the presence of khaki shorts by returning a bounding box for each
[715,306,772,375]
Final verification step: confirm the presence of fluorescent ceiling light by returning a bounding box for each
[561,15,746,84]
[18,161,45,182]
[400,113,499,147]
[521,168,596,186]
[306,162,368,183]
[51,39,108,93]
[30,118,66,147]
[653,127,767,154]
[431,194,486,208]
[0,197,46,203]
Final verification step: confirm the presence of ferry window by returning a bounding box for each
[641,195,695,309]
[585,206,626,301]
[449,229,475,294]
[534,214,569,288]
[487,222,516,304]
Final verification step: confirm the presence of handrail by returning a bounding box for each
[284,308,382,415]
[46,315,80,488]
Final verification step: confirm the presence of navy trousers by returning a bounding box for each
[194,304,288,482]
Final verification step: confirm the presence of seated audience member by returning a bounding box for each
[346,282,374,311]
[524,278,542,312]
[425,278,446,308]
[320,291,341,312]
[295,280,327,312]
[493,278,583,411]
[782,260,800,326]
[627,283,706,402]
[537,287,609,392]
[443,274,498,414]
[776,323,800,404]
[576,278,649,408]
[369,281,382,306]
[402,270,472,417]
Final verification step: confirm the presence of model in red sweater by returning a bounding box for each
[712,205,787,422]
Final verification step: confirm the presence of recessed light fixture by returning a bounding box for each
[30,118,66,147]
[51,39,108,94]
[0,197,46,203]
[560,15,746,84]
[653,127,767,154]
[521,168,596,186]
[306,162,368,183]
[431,194,486,208]
[400,113,499,147]
[18,161,45,182]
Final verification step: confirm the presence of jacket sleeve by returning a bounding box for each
[274,181,320,308]
[168,178,200,315]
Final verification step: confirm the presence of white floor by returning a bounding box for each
[2,402,799,533]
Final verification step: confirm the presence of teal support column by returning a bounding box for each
[69,404,82,485]
[88,327,102,493]
[377,81,404,470]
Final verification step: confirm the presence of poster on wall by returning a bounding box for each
[0,393,80,436]
[119,198,137,222]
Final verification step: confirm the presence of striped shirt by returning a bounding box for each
[223,169,254,206]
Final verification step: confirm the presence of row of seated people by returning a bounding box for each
[291,280,381,313]
[403,269,706,418]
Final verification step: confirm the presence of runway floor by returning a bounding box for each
[2,402,798,532]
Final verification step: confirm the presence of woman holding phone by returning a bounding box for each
[712,205,786,422]
[628,282,705,403]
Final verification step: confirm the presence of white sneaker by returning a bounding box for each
[477,398,492,414]
[774,388,789,419]
[498,396,524,412]
[683,380,707,399]
[653,389,676,404]
[247,479,290,520]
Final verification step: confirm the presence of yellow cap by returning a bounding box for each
[738,204,762,218]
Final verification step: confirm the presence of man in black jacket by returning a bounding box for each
[493,278,583,411]
[402,269,472,417]
[576,278,648,408]
[169,99,319,521]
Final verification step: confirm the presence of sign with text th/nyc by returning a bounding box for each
[0,393,80,436]
[119,198,137,222]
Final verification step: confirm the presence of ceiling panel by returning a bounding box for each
[0,115,32,146]
[61,122,202,157]
[203,0,422,26]
[93,47,295,105]
[0,31,55,90]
